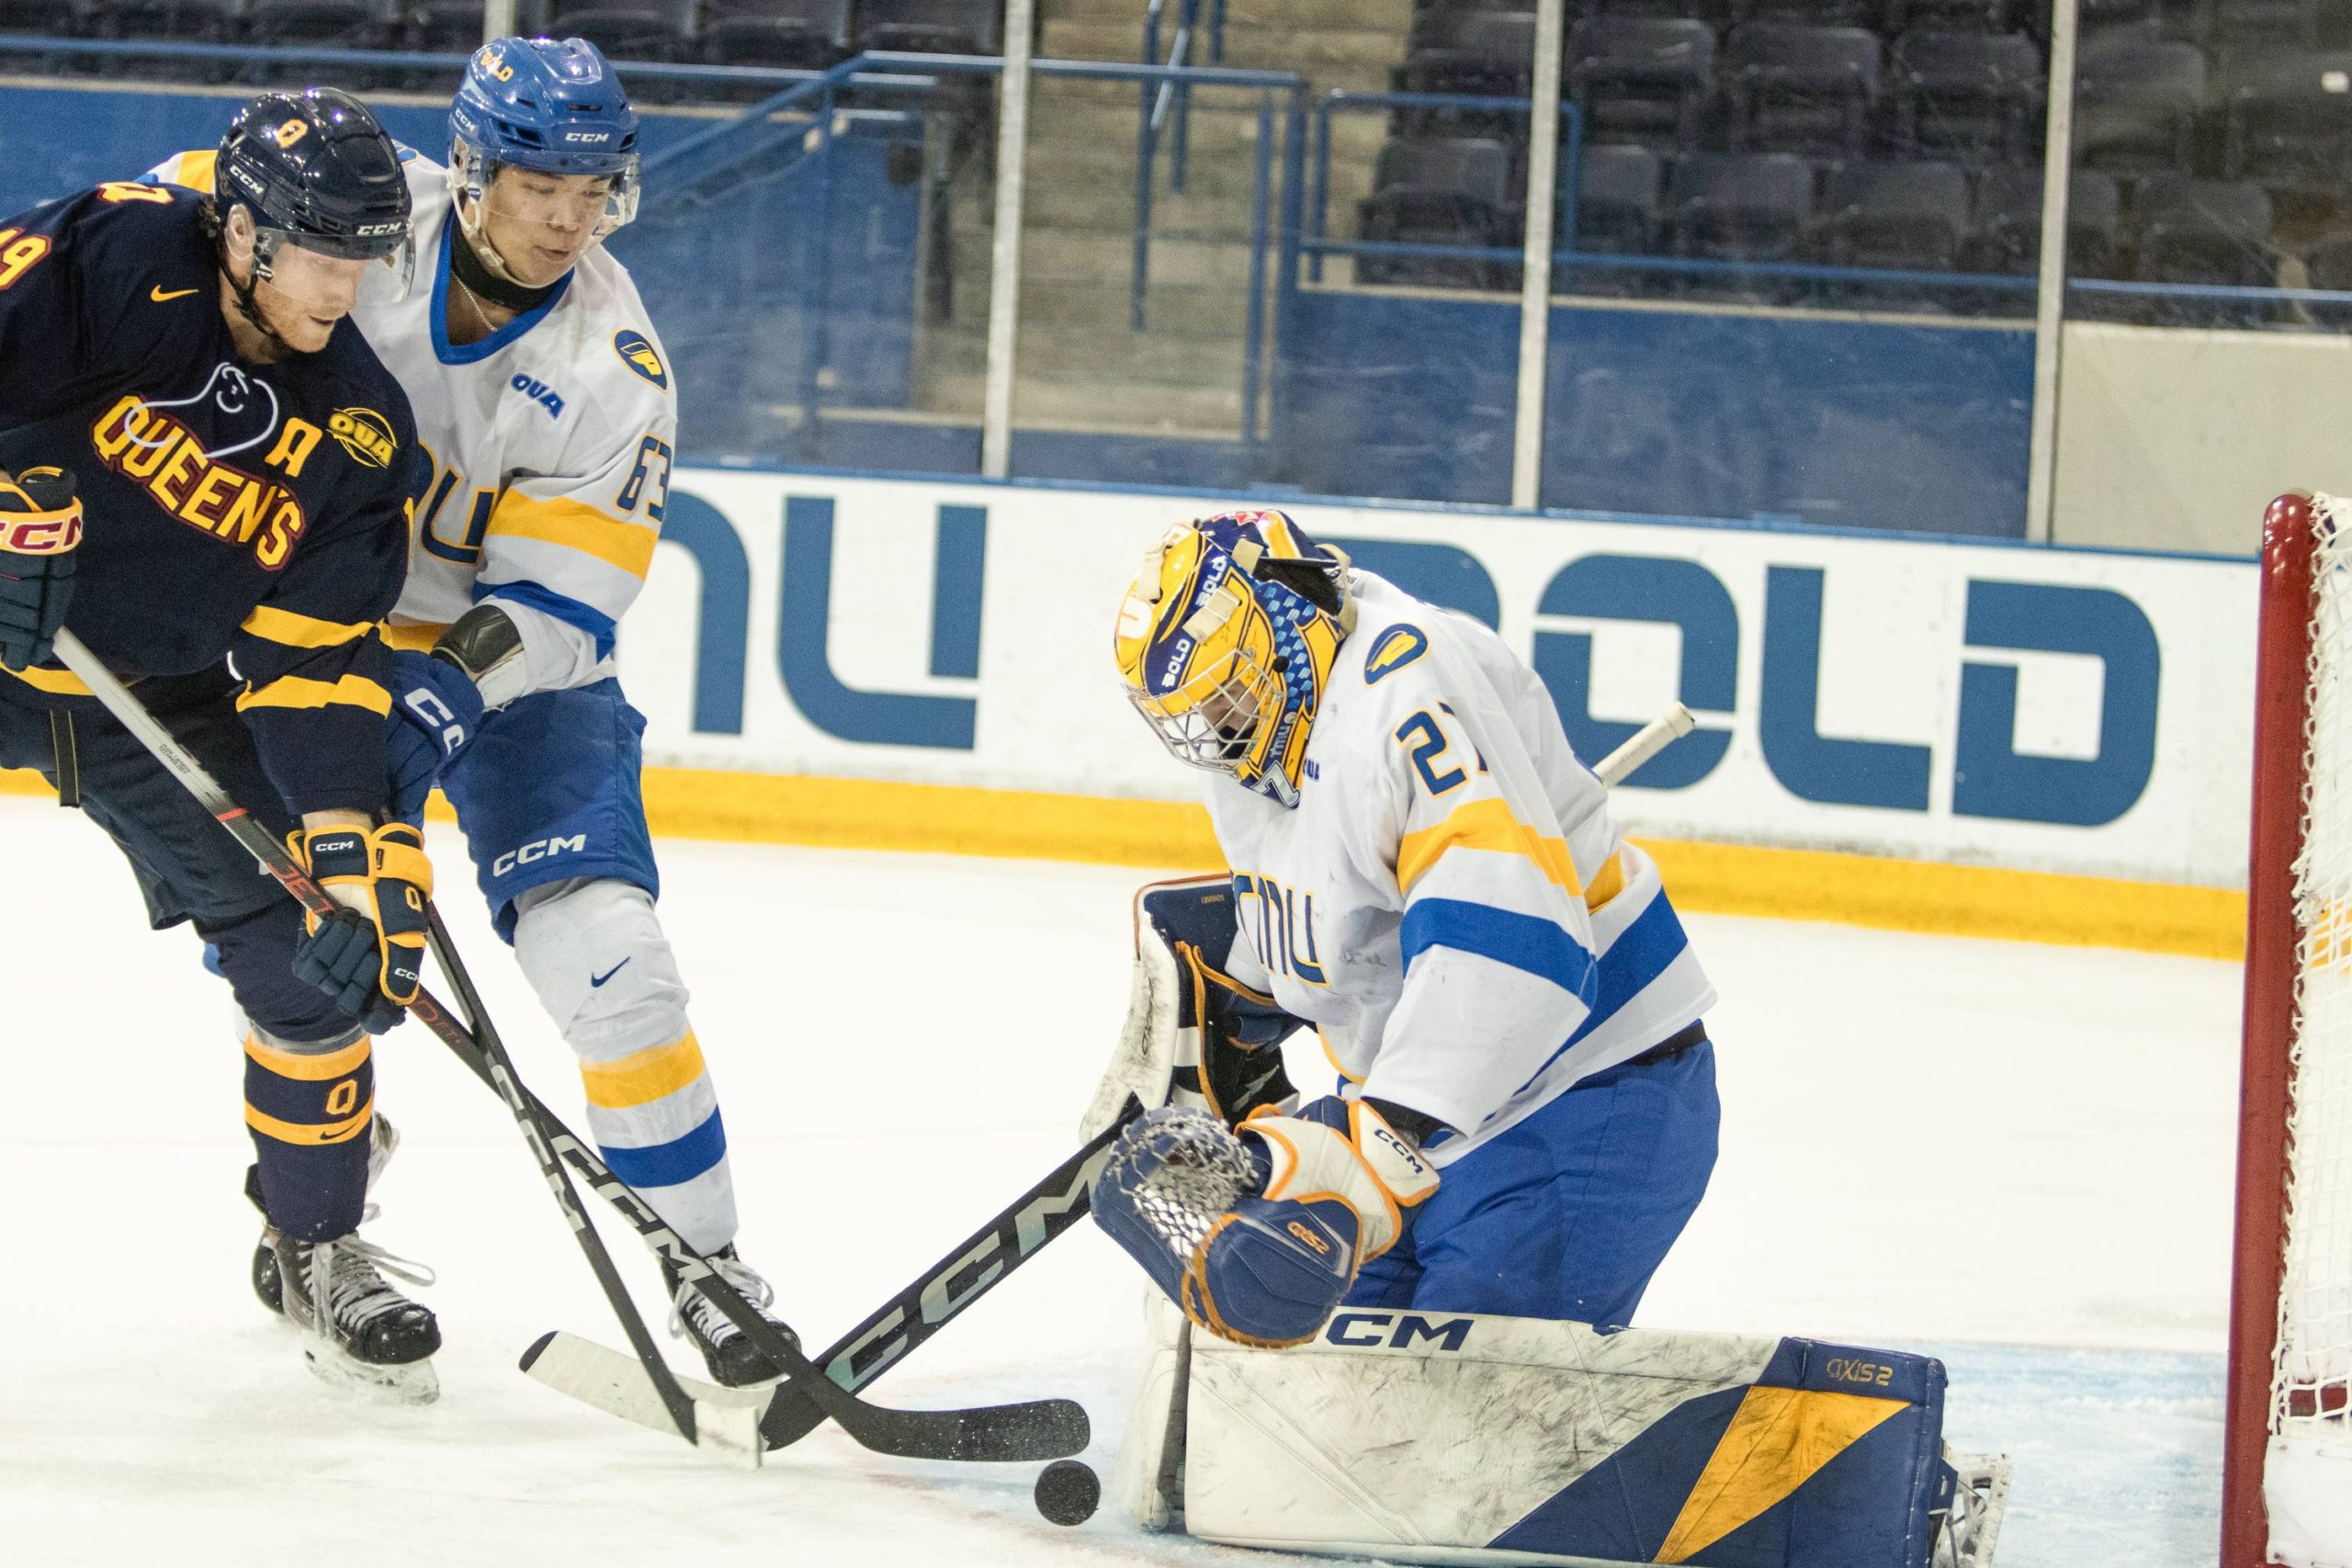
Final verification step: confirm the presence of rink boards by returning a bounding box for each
[609,468,2256,952]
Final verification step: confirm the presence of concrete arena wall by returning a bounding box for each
[609,469,2254,954]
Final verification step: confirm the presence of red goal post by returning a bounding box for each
[2225,491,2352,1568]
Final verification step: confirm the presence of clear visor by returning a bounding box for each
[254,223,415,308]
[477,159,641,243]
[1129,648,1275,779]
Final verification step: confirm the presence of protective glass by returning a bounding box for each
[464,147,641,243]
[255,223,415,307]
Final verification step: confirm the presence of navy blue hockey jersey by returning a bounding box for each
[0,180,423,815]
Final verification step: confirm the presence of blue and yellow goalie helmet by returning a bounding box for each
[1114,511,1356,808]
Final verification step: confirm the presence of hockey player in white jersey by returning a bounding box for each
[150,39,792,1385]
[1091,510,1720,1350]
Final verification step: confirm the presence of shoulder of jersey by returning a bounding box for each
[561,251,673,399]
[61,182,209,287]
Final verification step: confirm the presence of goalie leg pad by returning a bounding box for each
[1161,1312,1986,1568]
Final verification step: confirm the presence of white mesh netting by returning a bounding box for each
[2271,493,2352,1566]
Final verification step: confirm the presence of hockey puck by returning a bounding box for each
[1033,1459,1100,1526]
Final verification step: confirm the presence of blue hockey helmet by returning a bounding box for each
[448,37,641,240]
[215,87,413,273]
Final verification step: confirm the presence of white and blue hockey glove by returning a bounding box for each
[384,649,483,820]
[1094,1098,1439,1348]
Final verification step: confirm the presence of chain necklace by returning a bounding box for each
[449,272,512,342]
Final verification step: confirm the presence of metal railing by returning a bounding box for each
[1138,0,1227,202]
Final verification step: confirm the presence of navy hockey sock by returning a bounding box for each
[244,1029,373,1242]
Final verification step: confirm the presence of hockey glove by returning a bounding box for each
[291,822,433,1034]
[383,649,484,821]
[1094,1098,1439,1349]
[0,467,82,671]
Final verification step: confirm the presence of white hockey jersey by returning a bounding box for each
[147,149,678,699]
[1207,571,1714,1166]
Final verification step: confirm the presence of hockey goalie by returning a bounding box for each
[1083,512,2008,1567]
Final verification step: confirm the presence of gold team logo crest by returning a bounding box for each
[613,330,668,390]
[329,407,395,468]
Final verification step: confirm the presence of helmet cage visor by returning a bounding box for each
[1125,589,1294,796]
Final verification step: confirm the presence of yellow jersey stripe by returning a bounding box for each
[244,1096,375,1146]
[1396,797,1581,897]
[242,604,372,650]
[1,663,92,697]
[236,672,393,717]
[157,149,219,193]
[487,493,659,581]
[1585,849,1628,912]
[581,1032,707,1111]
[243,1032,371,1082]
[380,621,448,654]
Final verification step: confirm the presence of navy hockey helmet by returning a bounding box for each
[449,37,641,239]
[215,87,413,277]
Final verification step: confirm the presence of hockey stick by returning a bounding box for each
[51,630,1087,1464]
[50,630,706,1450]
[707,703,1709,1450]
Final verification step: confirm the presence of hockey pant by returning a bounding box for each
[0,671,373,1243]
[439,680,739,1254]
[1348,1032,1720,1326]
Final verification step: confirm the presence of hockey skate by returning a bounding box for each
[276,1230,441,1404]
[662,1246,798,1388]
[249,1112,399,1316]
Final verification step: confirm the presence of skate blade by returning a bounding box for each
[301,1339,440,1406]
[521,1330,763,1470]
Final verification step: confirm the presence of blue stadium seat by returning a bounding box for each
[2210,0,2325,46]
[1733,0,1879,26]
[1559,141,1666,294]
[243,0,397,83]
[1891,29,2045,162]
[406,0,485,55]
[1397,7,1537,135]
[2215,50,2352,194]
[1722,22,1882,156]
[1815,158,1968,271]
[1566,16,1715,152]
[1669,150,1815,299]
[855,0,1000,55]
[2074,37,2206,174]
[85,0,238,78]
[1883,0,2013,30]
[701,0,842,79]
[1357,134,1515,288]
[545,5,684,63]
[2129,175,2278,323]
[1957,165,2124,278]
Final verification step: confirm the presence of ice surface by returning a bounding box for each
[0,796,2240,1564]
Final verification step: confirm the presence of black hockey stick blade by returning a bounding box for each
[757,1097,1144,1454]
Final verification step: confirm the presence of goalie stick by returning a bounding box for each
[51,629,1086,1467]
[679,703,1709,1451]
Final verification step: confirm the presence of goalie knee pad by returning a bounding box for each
[1083,875,1305,1140]
[243,1022,373,1242]
[512,877,737,1252]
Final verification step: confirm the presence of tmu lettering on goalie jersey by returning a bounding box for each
[0,182,424,814]
[1202,572,1715,1165]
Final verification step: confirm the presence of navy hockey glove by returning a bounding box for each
[291,822,433,1033]
[1094,1098,1439,1348]
[0,467,82,671]
[384,650,484,820]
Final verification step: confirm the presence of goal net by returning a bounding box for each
[2227,491,2352,1568]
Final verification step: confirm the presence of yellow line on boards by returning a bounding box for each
[0,765,2246,959]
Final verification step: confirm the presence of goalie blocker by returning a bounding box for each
[1122,1295,2010,1568]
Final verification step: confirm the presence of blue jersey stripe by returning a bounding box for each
[480,577,619,660]
[1513,894,1696,1094]
[599,1107,728,1189]
[1401,897,1597,1003]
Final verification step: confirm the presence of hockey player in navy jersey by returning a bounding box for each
[152,41,794,1385]
[0,89,443,1395]
[1091,511,1721,1350]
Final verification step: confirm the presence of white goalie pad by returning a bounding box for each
[1081,885,1190,1143]
[1121,1294,2007,1568]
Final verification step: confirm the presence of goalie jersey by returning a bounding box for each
[1207,571,1714,1162]
[149,148,676,693]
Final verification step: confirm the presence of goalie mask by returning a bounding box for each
[1114,511,1355,809]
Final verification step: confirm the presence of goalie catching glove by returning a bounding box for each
[0,467,82,671]
[1094,1097,1439,1348]
[291,822,432,1034]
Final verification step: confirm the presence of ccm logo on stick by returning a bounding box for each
[492,833,585,876]
[1324,1313,1474,1352]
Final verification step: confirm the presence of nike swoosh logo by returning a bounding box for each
[590,960,630,987]
[150,286,198,302]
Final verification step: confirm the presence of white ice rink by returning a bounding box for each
[0,794,2244,1566]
